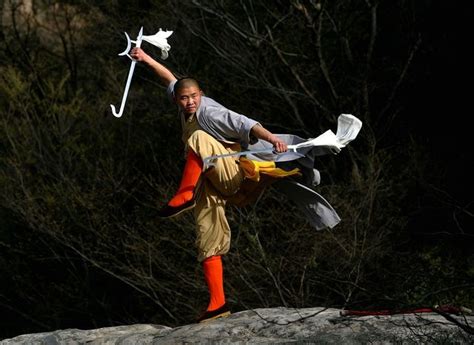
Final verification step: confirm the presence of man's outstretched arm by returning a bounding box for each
[130,47,177,87]
[251,124,288,153]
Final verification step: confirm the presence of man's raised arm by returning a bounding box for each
[130,47,177,87]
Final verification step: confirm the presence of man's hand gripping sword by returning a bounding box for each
[110,27,173,118]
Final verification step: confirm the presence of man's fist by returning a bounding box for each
[130,47,149,62]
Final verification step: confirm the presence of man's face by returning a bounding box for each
[175,86,202,115]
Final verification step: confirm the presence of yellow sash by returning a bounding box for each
[238,157,301,182]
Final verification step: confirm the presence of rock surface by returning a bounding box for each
[1,307,473,344]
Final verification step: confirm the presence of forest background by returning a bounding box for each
[0,0,473,339]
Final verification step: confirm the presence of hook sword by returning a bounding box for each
[110,27,173,118]
[110,27,144,118]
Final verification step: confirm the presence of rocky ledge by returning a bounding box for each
[1,307,473,344]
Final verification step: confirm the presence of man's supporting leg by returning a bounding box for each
[158,149,202,218]
[194,181,231,263]
[197,254,230,322]
[202,255,225,311]
[195,184,232,322]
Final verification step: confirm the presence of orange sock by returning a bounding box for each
[202,255,226,311]
[168,149,202,207]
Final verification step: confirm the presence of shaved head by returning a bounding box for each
[174,77,201,95]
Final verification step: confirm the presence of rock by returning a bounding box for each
[1,307,473,344]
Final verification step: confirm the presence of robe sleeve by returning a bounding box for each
[197,98,260,147]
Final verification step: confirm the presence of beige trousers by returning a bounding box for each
[187,130,244,262]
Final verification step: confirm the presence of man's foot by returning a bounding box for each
[157,199,196,218]
[196,303,231,323]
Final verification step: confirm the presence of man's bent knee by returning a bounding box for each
[187,130,221,155]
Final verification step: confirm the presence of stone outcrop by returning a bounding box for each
[1,307,473,344]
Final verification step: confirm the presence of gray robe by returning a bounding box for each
[168,80,341,230]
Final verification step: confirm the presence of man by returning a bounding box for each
[130,47,298,322]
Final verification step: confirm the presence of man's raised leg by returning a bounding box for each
[158,149,202,218]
